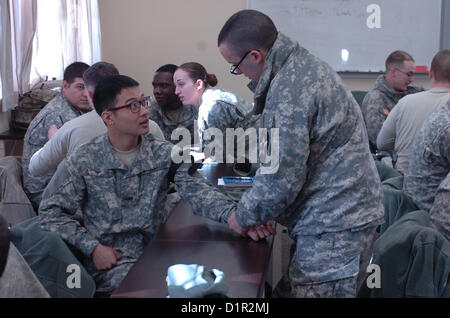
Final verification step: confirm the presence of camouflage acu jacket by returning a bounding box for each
[148,103,198,146]
[404,101,450,212]
[236,32,384,236]
[39,133,236,275]
[22,93,83,208]
[198,88,257,162]
[361,75,423,147]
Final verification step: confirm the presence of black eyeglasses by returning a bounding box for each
[108,96,153,113]
[230,50,252,75]
[395,68,414,78]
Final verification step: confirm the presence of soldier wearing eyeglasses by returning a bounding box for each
[38,75,274,296]
[218,10,384,298]
[28,62,165,202]
[361,50,424,151]
[377,50,450,174]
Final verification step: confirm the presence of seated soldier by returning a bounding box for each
[38,75,273,296]
[28,62,164,179]
[173,62,258,163]
[377,50,450,174]
[361,50,424,151]
[22,62,90,210]
[403,100,450,212]
[149,64,198,147]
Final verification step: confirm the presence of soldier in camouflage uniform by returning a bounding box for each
[38,75,271,295]
[429,173,450,242]
[404,101,450,212]
[174,62,257,163]
[149,64,198,148]
[22,62,90,210]
[218,10,384,297]
[361,50,424,149]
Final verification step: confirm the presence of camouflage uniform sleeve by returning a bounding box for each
[404,107,450,211]
[235,103,310,228]
[29,124,69,177]
[361,91,386,147]
[173,163,236,223]
[429,173,450,241]
[38,158,99,257]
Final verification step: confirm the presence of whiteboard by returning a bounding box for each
[247,0,442,72]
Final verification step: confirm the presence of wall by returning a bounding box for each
[98,0,252,101]
[0,0,431,137]
[98,0,430,102]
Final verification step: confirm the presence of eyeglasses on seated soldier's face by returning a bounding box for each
[108,96,153,113]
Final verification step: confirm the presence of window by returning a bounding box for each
[30,0,102,85]
[0,0,101,111]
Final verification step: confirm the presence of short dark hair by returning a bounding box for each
[431,50,450,83]
[93,75,140,115]
[83,62,119,91]
[218,9,278,57]
[178,62,218,88]
[0,215,10,277]
[63,61,90,84]
[156,64,178,74]
[385,50,414,72]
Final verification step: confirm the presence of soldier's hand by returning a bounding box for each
[247,221,276,241]
[48,125,59,140]
[92,243,121,270]
[227,210,247,237]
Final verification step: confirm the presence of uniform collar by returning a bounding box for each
[252,32,300,114]
[99,134,163,174]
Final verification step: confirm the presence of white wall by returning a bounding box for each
[98,0,430,102]
[99,0,252,100]
[0,0,431,135]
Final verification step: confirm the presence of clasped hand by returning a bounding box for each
[227,210,276,241]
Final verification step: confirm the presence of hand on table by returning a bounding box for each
[228,210,276,241]
[247,221,276,241]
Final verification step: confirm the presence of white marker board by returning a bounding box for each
[247,0,445,72]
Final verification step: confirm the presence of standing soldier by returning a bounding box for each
[218,10,384,297]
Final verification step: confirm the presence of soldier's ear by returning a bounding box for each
[62,80,70,91]
[195,79,204,91]
[101,110,114,127]
[249,50,266,66]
